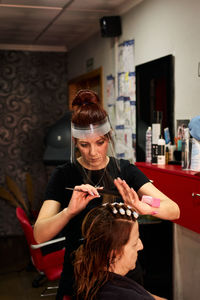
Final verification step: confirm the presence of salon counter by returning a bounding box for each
[135,162,200,234]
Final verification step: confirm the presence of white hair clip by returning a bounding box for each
[126,209,132,217]
[111,202,118,206]
[112,207,118,214]
[119,208,125,215]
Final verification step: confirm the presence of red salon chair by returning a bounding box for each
[16,207,71,297]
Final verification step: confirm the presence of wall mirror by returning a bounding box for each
[136,55,174,162]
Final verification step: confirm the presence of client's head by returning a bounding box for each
[74,203,143,300]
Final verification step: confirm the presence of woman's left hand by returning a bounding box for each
[114,178,156,215]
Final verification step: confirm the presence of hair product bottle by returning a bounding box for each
[152,111,162,164]
[145,126,152,163]
[165,146,169,164]
[157,135,166,165]
[181,128,192,170]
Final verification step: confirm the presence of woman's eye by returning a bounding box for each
[80,143,88,147]
[97,140,105,145]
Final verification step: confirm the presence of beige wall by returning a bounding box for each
[68,0,200,121]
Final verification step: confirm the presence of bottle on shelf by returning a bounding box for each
[182,127,192,170]
[157,134,166,165]
[152,111,162,164]
[168,144,176,162]
[165,146,169,164]
[145,126,152,163]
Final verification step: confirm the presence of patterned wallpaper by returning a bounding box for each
[0,50,68,236]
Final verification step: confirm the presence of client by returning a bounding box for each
[74,203,167,300]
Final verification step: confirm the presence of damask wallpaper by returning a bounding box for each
[0,50,68,236]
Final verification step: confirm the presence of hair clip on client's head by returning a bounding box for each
[119,208,125,215]
[103,202,139,219]
[112,207,118,214]
[126,209,132,217]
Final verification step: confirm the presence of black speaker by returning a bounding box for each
[100,16,122,37]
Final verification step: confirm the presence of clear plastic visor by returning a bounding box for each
[71,117,111,139]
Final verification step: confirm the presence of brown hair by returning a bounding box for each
[71,89,107,126]
[74,203,137,300]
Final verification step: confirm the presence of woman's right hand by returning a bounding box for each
[67,184,100,217]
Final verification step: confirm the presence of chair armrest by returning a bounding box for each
[31,237,66,249]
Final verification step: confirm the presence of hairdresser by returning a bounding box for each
[33,89,180,299]
[74,202,167,300]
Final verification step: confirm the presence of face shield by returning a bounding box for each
[71,117,121,201]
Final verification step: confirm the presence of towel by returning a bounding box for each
[188,115,200,141]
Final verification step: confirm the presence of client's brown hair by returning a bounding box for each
[74,203,137,300]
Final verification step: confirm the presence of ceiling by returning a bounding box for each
[0,0,142,52]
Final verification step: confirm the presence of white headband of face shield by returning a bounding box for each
[71,117,112,139]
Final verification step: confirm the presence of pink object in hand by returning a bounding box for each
[141,195,160,208]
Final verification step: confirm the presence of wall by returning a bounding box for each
[68,33,115,107]
[67,0,200,299]
[0,50,68,236]
[68,0,200,121]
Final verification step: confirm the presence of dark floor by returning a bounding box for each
[0,236,57,300]
[0,269,58,300]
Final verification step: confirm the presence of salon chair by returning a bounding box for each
[16,207,70,297]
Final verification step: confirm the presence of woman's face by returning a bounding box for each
[112,221,143,276]
[76,135,109,170]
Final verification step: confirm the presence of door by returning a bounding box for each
[68,67,103,110]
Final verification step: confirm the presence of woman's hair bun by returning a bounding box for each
[72,89,100,108]
[71,89,107,126]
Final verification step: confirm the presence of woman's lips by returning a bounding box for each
[89,157,101,162]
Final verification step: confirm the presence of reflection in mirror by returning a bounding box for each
[136,55,174,162]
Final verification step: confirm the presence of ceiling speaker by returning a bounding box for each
[100,16,122,37]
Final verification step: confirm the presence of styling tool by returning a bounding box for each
[65,187,120,197]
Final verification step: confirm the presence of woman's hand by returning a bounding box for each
[67,184,100,217]
[150,293,167,300]
[114,178,156,215]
